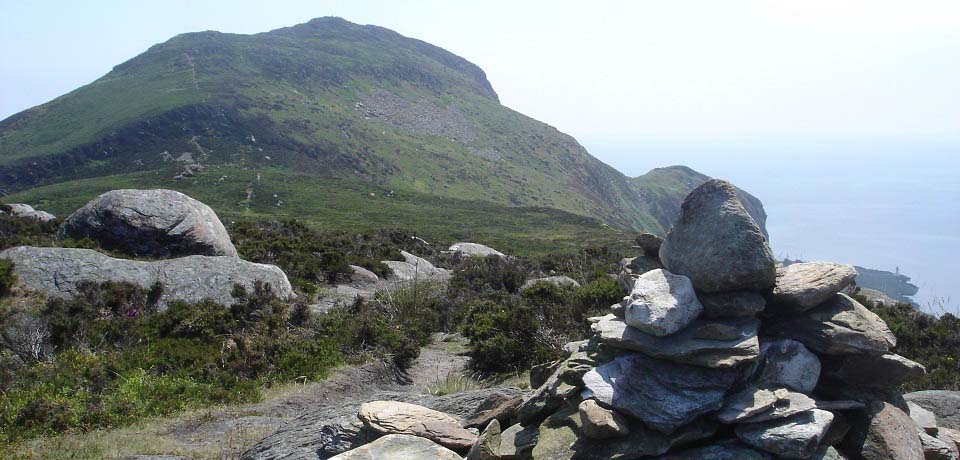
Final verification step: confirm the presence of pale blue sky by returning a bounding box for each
[1,1,959,308]
[2,0,959,144]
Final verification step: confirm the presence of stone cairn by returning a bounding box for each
[322,179,951,460]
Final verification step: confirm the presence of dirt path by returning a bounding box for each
[28,335,474,459]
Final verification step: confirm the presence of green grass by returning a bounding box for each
[3,165,635,256]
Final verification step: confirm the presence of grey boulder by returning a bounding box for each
[735,409,834,459]
[766,262,858,314]
[753,339,821,394]
[659,179,776,293]
[448,242,504,258]
[6,203,57,222]
[624,269,703,337]
[636,232,664,256]
[908,402,939,435]
[0,246,293,308]
[328,434,461,460]
[592,314,759,368]
[764,293,897,356]
[521,276,580,291]
[582,353,742,433]
[842,402,924,460]
[919,430,959,460]
[906,391,960,430]
[382,251,451,282]
[59,189,238,258]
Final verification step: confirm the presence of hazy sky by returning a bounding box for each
[2,0,959,146]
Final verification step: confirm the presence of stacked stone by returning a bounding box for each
[505,180,941,460]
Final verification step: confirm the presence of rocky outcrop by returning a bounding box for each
[448,242,504,258]
[0,246,292,307]
[659,180,776,293]
[59,189,238,258]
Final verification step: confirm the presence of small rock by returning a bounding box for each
[328,434,462,460]
[735,409,834,459]
[592,314,759,368]
[699,291,767,318]
[764,293,897,356]
[752,339,821,394]
[498,423,538,459]
[738,389,818,424]
[463,393,523,429]
[652,442,772,460]
[636,232,664,256]
[465,419,501,460]
[717,387,780,424]
[357,401,477,450]
[909,401,940,435]
[617,255,663,291]
[920,429,960,460]
[659,179,776,293]
[623,269,703,337]
[448,242,504,258]
[766,262,858,314]
[578,399,630,439]
[521,275,580,291]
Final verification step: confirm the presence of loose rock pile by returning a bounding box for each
[318,179,950,459]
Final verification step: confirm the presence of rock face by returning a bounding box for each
[906,392,960,430]
[592,314,759,368]
[623,269,703,337]
[582,353,742,433]
[448,242,504,258]
[357,401,477,450]
[328,434,462,460]
[0,246,293,307]
[842,402,925,460]
[765,293,897,356]
[752,339,821,394]
[658,180,776,293]
[59,189,238,258]
[735,409,834,460]
[766,262,858,314]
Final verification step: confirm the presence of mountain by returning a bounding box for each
[630,165,768,239]
[0,17,765,243]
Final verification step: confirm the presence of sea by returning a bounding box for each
[584,138,960,314]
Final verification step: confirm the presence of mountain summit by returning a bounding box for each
[0,17,763,236]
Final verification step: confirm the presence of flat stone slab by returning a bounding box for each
[358,401,477,450]
[766,262,857,314]
[764,293,896,356]
[328,434,462,460]
[592,314,759,368]
[736,409,834,459]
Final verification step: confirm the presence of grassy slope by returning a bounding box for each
[3,165,634,256]
[0,17,661,233]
